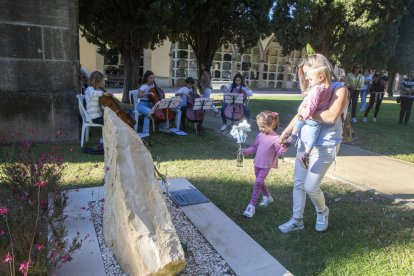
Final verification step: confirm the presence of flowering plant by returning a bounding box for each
[229,120,251,167]
[0,133,83,275]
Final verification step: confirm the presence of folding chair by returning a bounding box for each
[76,94,103,148]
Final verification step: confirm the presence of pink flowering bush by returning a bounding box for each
[0,140,83,275]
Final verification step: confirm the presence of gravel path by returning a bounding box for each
[88,195,235,276]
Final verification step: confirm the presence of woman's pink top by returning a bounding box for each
[244,131,287,169]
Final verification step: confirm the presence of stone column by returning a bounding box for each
[0,0,80,142]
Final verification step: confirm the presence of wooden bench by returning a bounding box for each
[106,74,124,87]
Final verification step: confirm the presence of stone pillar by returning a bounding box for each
[0,0,80,142]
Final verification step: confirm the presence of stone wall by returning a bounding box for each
[0,0,80,142]
[102,108,185,276]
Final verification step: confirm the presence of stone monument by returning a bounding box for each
[102,108,185,275]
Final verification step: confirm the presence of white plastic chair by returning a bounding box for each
[76,94,103,148]
[129,90,156,133]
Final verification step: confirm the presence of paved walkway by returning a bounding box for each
[201,109,414,205]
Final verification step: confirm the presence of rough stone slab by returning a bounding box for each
[52,187,106,276]
[0,24,42,59]
[165,178,292,276]
[0,0,70,28]
[103,108,185,276]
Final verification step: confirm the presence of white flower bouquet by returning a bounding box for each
[230,120,251,167]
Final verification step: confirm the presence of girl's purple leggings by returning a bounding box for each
[249,167,271,205]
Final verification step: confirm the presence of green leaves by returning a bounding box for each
[271,0,414,71]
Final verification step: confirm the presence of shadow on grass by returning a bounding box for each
[184,175,414,275]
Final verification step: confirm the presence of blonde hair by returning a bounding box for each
[298,53,337,92]
[308,65,333,86]
[256,110,280,130]
[88,71,105,89]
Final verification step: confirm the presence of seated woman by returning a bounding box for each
[175,77,201,130]
[84,71,111,125]
[219,73,253,131]
[136,70,168,136]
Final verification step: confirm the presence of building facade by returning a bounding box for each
[80,34,308,89]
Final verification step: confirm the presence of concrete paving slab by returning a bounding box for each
[52,187,105,276]
[165,178,292,276]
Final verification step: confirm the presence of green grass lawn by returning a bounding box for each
[242,96,414,163]
[1,94,413,275]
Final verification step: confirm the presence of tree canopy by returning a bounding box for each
[79,0,178,101]
[168,0,273,79]
[271,0,413,71]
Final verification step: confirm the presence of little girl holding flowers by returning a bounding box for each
[242,111,288,218]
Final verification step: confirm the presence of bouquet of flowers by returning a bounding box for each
[229,120,251,167]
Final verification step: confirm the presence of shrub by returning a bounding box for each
[0,141,83,275]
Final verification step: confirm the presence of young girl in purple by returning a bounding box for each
[242,111,288,218]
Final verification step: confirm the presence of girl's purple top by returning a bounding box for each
[244,131,287,169]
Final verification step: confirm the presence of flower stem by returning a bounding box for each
[26,186,41,272]
[5,219,15,276]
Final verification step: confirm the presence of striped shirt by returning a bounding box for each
[85,86,104,120]
[300,84,332,120]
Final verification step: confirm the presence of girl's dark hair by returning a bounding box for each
[142,70,154,84]
[185,77,195,85]
[230,73,244,91]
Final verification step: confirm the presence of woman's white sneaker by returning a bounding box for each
[278,217,304,233]
[243,204,255,218]
[316,207,329,232]
[259,195,274,207]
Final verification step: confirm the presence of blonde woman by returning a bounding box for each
[279,54,349,233]
[345,64,364,122]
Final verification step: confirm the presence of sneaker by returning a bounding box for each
[243,204,255,218]
[351,117,358,123]
[300,153,309,169]
[138,132,149,139]
[159,128,172,134]
[278,217,305,233]
[259,195,274,207]
[316,207,329,232]
[362,117,368,123]
[220,124,229,131]
[372,117,377,123]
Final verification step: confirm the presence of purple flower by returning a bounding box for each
[60,255,71,263]
[35,243,45,250]
[3,252,12,263]
[19,260,30,273]
[0,207,9,216]
[0,229,5,235]
[34,181,47,188]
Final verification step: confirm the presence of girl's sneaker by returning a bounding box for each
[243,204,255,218]
[259,195,274,207]
[300,153,309,169]
[278,217,305,233]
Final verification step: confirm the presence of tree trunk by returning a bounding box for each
[122,48,141,103]
[387,71,396,97]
